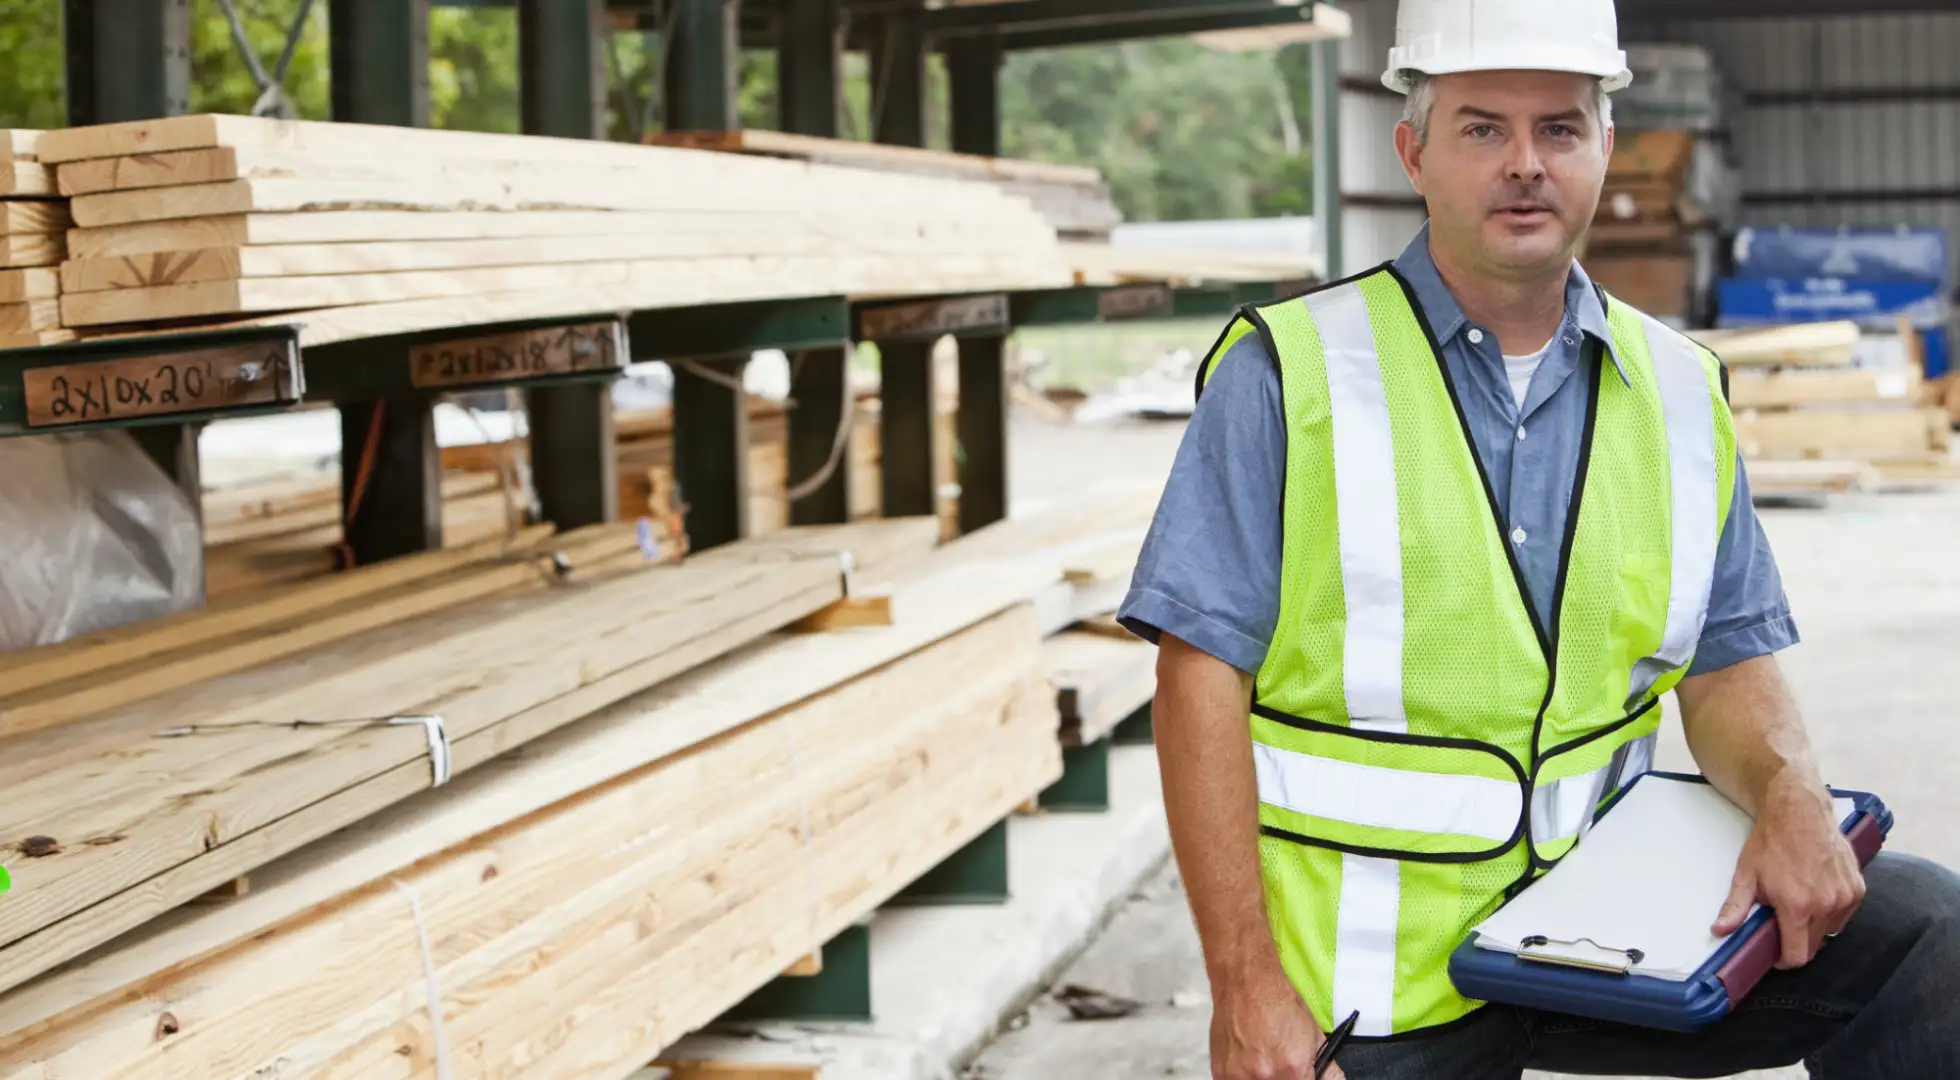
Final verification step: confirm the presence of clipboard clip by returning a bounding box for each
[1518,934,1646,975]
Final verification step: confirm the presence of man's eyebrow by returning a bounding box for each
[1539,108,1589,125]
[1453,105,1506,121]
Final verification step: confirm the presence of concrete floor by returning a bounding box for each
[981,414,1960,1080]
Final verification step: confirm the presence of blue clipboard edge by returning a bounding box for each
[1446,771,1893,1033]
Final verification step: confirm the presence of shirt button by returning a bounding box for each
[1512,527,1528,545]
[1516,426,1527,441]
[1468,328,1486,345]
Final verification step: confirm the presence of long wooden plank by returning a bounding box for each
[0,268,58,302]
[0,528,651,740]
[0,163,53,197]
[57,220,1013,293]
[61,251,1071,329]
[0,525,551,699]
[0,526,943,993]
[66,162,1055,228]
[650,127,1104,186]
[1690,322,1862,367]
[1043,629,1158,746]
[0,300,60,332]
[1727,365,1923,410]
[1734,407,1947,460]
[0,607,1058,1079]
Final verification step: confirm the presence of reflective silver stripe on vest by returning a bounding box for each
[1529,732,1658,845]
[1303,281,1406,730]
[1626,315,1722,708]
[1254,742,1523,842]
[1300,280,1404,1039]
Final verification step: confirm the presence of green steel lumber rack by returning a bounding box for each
[33,0,1346,1026]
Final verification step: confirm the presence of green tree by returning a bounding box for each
[1000,38,1315,223]
[430,8,517,132]
[0,0,67,130]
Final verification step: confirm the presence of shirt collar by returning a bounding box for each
[1390,221,1630,387]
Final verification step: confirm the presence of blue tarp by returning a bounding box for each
[1731,227,1949,287]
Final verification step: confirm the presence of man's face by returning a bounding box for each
[1395,70,1612,281]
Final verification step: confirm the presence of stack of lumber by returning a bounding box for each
[442,389,959,545]
[201,467,532,597]
[0,130,70,350]
[649,128,1124,240]
[0,517,936,998]
[1690,320,1958,494]
[0,489,1170,1079]
[33,115,1076,345]
[1583,130,1724,321]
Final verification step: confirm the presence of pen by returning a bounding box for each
[1314,1009,1360,1078]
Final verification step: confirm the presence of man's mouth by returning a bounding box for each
[1497,203,1554,222]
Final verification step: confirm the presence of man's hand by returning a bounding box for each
[1712,768,1867,969]
[1211,969,1341,1080]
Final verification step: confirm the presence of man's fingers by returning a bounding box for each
[1712,864,1758,935]
[1777,910,1814,969]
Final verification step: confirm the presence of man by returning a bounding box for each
[1116,1,1960,1077]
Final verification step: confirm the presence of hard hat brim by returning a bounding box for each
[1382,57,1634,94]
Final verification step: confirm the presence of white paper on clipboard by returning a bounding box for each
[1471,775,1857,981]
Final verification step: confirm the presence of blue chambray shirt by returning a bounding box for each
[1117,223,1798,678]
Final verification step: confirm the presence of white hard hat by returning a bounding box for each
[1381,0,1633,94]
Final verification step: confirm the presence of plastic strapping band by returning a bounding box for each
[390,715,453,788]
[838,550,856,596]
[391,877,454,1080]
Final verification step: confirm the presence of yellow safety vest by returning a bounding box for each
[1196,264,1738,1037]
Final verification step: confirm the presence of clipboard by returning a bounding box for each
[1447,771,1892,1033]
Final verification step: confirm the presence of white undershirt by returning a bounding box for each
[1502,340,1554,411]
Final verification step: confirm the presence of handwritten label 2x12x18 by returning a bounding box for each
[409,321,625,390]
[22,342,299,428]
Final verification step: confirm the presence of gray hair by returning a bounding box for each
[1399,72,1613,147]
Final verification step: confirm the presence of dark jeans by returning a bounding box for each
[1336,852,1960,1079]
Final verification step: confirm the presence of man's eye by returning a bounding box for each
[1546,125,1578,138]
[1469,124,1498,138]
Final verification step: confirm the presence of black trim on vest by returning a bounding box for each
[1380,264,1554,663]
[1533,342,1604,767]
[1259,824,1520,866]
[1536,695,1660,768]
[1250,701,1530,864]
[1193,304,1251,404]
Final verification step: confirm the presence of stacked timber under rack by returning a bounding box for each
[1691,320,1958,497]
[0,483,1163,1078]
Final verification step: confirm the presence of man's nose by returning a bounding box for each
[1506,135,1546,183]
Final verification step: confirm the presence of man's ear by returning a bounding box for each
[1603,123,1616,161]
[1393,120,1425,196]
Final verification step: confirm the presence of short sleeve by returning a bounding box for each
[1115,331,1286,675]
[1686,452,1800,676]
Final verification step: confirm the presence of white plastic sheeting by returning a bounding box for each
[0,431,202,652]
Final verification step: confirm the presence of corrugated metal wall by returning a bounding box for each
[1624,13,1960,291]
[1337,0,1426,274]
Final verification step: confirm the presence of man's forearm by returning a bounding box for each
[1676,654,1825,816]
[1153,634,1289,990]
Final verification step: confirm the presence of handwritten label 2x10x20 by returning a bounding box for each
[22,342,297,428]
